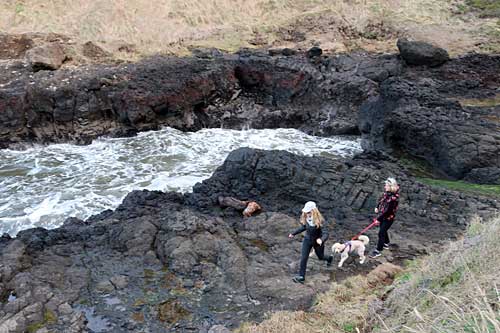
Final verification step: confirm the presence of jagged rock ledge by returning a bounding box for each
[0,148,498,332]
[1,41,499,182]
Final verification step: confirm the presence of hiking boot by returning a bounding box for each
[292,275,305,284]
[369,250,382,258]
[326,255,333,267]
[383,243,390,250]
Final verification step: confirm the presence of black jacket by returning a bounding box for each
[292,221,330,243]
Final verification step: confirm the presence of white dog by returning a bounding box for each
[331,235,370,268]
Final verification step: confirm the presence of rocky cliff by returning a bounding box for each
[0,38,499,332]
[2,38,498,182]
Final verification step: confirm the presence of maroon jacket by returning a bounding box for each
[376,190,399,222]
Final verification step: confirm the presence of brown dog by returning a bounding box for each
[218,196,262,217]
[243,201,262,217]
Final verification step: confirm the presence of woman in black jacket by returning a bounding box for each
[370,177,400,258]
[288,201,333,284]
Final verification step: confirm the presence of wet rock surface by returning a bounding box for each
[0,148,498,332]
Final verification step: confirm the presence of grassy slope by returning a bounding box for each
[417,178,500,198]
[375,216,500,333]
[236,273,385,333]
[238,217,500,332]
[1,0,499,58]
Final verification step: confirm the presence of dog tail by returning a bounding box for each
[358,235,369,245]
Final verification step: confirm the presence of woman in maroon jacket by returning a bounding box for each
[370,178,399,258]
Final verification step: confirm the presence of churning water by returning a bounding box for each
[0,128,361,235]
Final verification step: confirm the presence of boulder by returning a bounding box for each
[464,167,500,185]
[0,33,70,60]
[81,41,111,60]
[268,48,297,56]
[191,47,224,59]
[397,38,449,67]
[306,46,322,58]
[26,43,66,71]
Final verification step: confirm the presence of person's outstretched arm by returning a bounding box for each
[290,224,306,237]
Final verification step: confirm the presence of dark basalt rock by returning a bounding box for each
[1,148,497,332]
[397,38,449,67]
[359,53,500,182]
[2,40,497,184]
[306,46,322,58]
[0,50,398,147]
[464,167,500,185]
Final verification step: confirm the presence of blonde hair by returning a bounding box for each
[300,207,324,228]
[385,177,399,192]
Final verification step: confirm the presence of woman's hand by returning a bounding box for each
[374,220,380,226]
[316,238,322,245]
[288,234,294,238]
[374,208,379,213]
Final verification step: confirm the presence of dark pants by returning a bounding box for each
[299,238,331,277]
[377,219,394,251]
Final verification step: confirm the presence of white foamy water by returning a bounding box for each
[0,128,361,235]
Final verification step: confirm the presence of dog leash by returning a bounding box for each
[351,218,378,240]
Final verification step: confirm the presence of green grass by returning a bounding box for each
[403,258,421,269]
[26,322,45,333]
[395,272,412,284]
[466,0,500,18]
[417,177,500,197]
[466,218,486,236]
[26,310,58,332]
[464,320,497,333]
[419,298,434,310]
[436,267,463,288]
[44,310,57,324]
[15,3,23,14]
[373,218,500,332]
[342,322,356,332]
[143,269,155,278]
[398,156,437,178]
